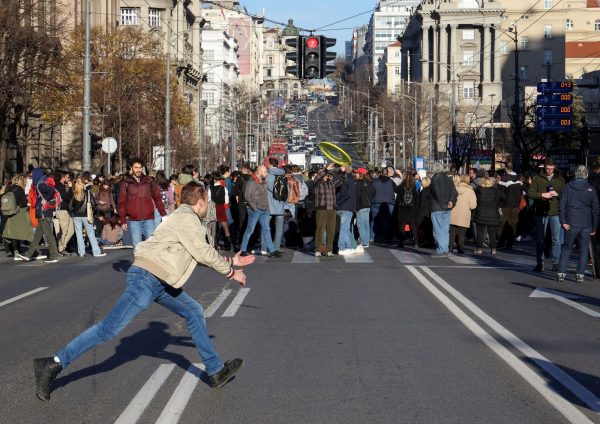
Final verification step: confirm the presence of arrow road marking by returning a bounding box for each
[115,364,176,424]
[529,288,600,317]
[222,288,251,317]
[0,287,48,308]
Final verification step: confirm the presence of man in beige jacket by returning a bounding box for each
[34,182,255,401]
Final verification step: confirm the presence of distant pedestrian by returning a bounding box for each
[264,158,286,252]
[34,182,254,402]
[334,165,358,255]
[497,171,523,249]
[395,172,419,248]
[69,176,106,258]
[313,163,337,256]
[354,168,375,248]
[556,165,599,283]
[429,163,458,257]
[53,171,75,256]
[473,177,506,255]
[450,174,477,254]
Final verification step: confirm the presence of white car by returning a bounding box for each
[304,141,315,151]
[307,132,317,141]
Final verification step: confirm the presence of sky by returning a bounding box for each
[239,0,376,56]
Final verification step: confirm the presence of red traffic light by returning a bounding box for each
[306,37,319,49]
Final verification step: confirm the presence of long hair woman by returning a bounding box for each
[396,171,419,247]
[1,174,33,257]
[69,176,105,257]
[208,171,232,251]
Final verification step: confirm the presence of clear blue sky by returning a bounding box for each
[240,0,375,56]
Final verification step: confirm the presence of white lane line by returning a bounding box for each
[222,288,251,317]
[417,265,600,423]
[447,255,480,265]
[530,288,600,317]
[114,364,176,424]
[292,251,319,264]
[0,287,48,308]
[343,252,373,263]
[155,363,205,424]
[204,289,231,318]
[389,250,425,264]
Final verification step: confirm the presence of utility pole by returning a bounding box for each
[198,22,205,175]
[164,13,172,176]
[413,88,418,166]
[429,96,433,170]
[489,93,496,151]
[82,0,91,172]
[402,113,406,169]
[511,25,521,171]
[231,107,237,171]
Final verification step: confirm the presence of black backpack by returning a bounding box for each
[399,187,414,209]
[272,174,289,202]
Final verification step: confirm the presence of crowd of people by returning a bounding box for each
[1,156,599,282]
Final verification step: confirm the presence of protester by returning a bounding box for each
[69,176,106,258]
[313,163,337,257]
[370,168,397,244]
[1,174,33,257]
[264,158,286,252]
[334,165,358,255]
[450,174,477,254]
[354,168,375,248]
[54,171,75,256]
[497,171,523,249]
[395,172,419,248]
[473,177,506,255]
[429,163,458,257]
[208,171,233,251]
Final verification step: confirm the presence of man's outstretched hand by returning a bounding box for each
[232,270,247,286]
[232,252,256,267]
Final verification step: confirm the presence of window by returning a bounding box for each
[268,38,275,48]
[544,0,552,9]
[520,36,529,50]
[394,66,401,75]
[463,49,475,66]
[206,72,214,83]
[459,0,478,8]
[204,50,214,61]
[544,49,552,64]
[520,65,529,80]
[596,20,600,30]
[501,41,509,53]
[566,19,573,31]
[203,92,215,105]
[268,56,273,65]
[120,8,138,26]
[148,8,160,27]
[544,25,552,39]
[463,81,474,98]
[265,69,272,77]
[462,29,475,40]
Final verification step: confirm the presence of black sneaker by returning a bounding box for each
[34,357,62,401]
[269,250,283,258]
[209,358,244,388]
[533,264,544,272]
[240,251,249,257]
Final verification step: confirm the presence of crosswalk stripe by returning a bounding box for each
[114,364,176,424]
[204,289,231,318]
[222,288,251,317]
[448,255,480,265]
[343,252,373,263]
[155,364,205,424]
[0,287,48,308]
[292,251,319,263]
[389,250,425,264]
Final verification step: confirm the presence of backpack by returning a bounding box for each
[37,183,61,211]
[399,187,414,209]
[298,178,309,201]
[272,174,289,202]
[0,191,18,216]
[287,177,300,204]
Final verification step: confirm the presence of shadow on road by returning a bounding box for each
[112,260,132,273]
[53,321,215,391]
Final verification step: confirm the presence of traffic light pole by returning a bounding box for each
[82,0,91,172]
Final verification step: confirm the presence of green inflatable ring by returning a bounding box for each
[318,142,352,167]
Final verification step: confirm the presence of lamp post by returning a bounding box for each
[489,93,496,151]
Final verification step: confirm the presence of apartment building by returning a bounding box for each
[383,41,403,95]
[351,25,370,72]
[564,0,600,78]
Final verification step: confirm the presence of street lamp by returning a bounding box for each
[489,93,496,151]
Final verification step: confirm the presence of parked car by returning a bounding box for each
[307,132,317,141]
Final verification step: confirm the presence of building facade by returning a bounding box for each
[564,0,600,78]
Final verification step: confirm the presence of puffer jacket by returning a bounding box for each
[133,204,234,288]
[118,175,166,221]
[498,173,522,208]
[451,182,477,228]
[559,178,599,229]
[474,186,506,226]
[371,176,396,205]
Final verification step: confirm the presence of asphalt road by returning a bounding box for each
[309,103,367,169]
[2,240,600,423]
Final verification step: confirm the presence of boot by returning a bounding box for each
[34,357,62,401]
[223,236,232,252]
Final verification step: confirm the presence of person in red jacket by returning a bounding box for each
[118,157,166,248]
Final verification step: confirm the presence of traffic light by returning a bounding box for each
[320,36,337,78]
[285,36,302,78]
[303,36,321,80]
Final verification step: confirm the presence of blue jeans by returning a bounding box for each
[535,215,562,265]
[56,266,223,375]
[558,227,592,275]
[128,219,156,249]
[337,210,354,250]
[154,208,169,228]
[356,208,370,246]
[73,217,102,256]
[261,214,284,252]
[431,210,451,254]
[241,208,276,253]
[370,203,394,241]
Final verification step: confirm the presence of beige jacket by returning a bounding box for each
[450,182,477,228]
[133,204,233,288]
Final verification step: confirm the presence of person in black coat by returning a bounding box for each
[396,172,419,247]
[474,177,506,254]
[416,177,434,248]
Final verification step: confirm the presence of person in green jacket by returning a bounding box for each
[528,158,565,272]
[33,182,255,401]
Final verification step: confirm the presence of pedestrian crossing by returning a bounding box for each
[204,288,250,318]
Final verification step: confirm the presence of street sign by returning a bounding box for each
[536,106,573,119]
[537,81,574,93]
[535,118,573,132]
[536,93,573,106]
[101,137,117,154]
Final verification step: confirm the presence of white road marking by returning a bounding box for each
[389,250,425,264]
[343,252,373,263]
[155,363,205,424]
[447,255,480,265]
[204,289,231,318]
[415,265,600,422]
[530,288,600,317]
[222,288,251,317]
[292,251,319,263]
[0,287,48,308]
[114,364,176,424]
